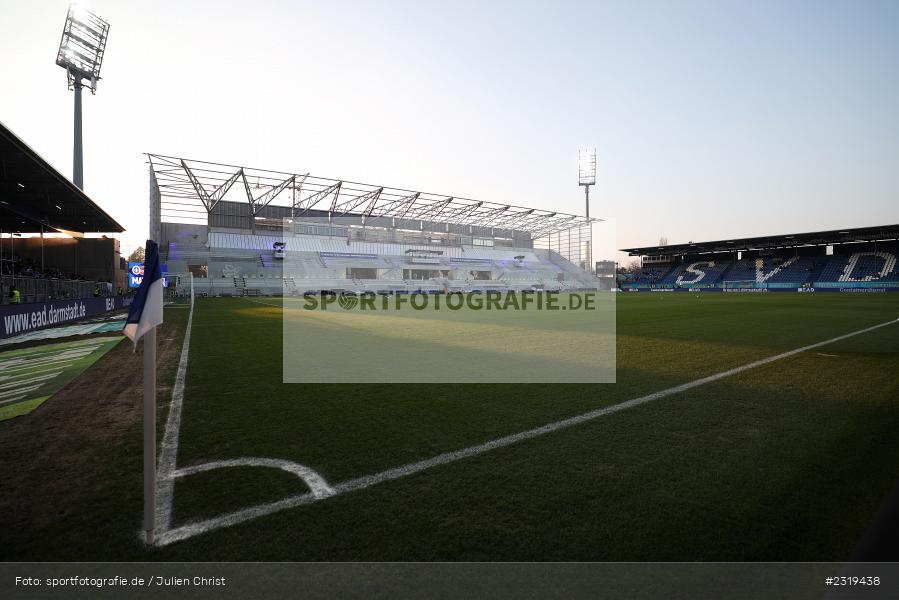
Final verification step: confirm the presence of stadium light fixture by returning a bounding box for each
[56,3,109,92]
[56,2,109,190]
[578,149,596,187]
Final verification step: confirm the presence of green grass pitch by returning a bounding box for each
[3,292,898,561]
[278,292,616,383]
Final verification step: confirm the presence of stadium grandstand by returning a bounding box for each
[620,224,899,291]
[148,154,604,296]
[0,121,128,338]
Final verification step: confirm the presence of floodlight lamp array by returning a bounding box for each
[56,3,110,93]
[578,149,596,186]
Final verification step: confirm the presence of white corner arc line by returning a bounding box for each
[175,458,335,499]
[155,298,195,531]
[152,316,899,547]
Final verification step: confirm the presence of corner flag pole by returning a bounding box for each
[137,169,164,545]
[143,325,156,544]
[124,238,164,545]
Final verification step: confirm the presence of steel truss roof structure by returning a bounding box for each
[622,224,899,257]
[147,154,595,238]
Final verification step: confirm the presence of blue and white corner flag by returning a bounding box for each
[124,239,164,347]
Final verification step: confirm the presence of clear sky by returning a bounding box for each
[1,0,897,262]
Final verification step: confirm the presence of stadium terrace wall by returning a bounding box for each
[207,200,532,244]
[158,221,533,263]
[0,296,133,339]
[158,222,602,296]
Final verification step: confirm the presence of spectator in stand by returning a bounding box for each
[8,285,21,304]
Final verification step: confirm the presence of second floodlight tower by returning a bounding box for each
[55,3,110,190]
[578,149,596,273]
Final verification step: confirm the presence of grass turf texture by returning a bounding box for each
[2,293,897,560]
[281,293,615,383]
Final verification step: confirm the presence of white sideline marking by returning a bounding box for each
[152,315,899,547]
[175,458,335,499]
[155,296,195,531]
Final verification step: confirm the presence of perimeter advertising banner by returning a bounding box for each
[0,296,133,339]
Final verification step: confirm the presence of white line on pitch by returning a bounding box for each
[153,315,899,547]
[176,458,335,499]
[154,293,195,532]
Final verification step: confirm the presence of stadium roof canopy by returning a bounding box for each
[0,121,123,234]
[147,154,595,238]
[622,224,899,257]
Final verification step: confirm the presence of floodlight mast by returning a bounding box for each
[73,82,83,189]
[56,3,109,190]
[578,149,597,273]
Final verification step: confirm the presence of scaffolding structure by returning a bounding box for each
[147,154,597,242]
[533,224,594,272]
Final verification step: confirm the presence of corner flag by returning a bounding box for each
[126,239,164,544]
[124,239,164,347]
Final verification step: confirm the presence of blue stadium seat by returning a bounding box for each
[815,250,899,282]
[659,260,730,286]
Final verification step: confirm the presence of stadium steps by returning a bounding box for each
[171,231,603,294]
[718,261,739,282]
[631,264,677,285]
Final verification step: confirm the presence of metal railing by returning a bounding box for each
[1,275,114,305]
